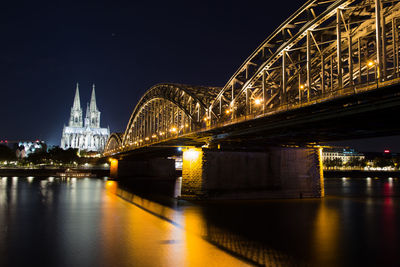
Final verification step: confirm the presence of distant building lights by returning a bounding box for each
[384,149,390,154]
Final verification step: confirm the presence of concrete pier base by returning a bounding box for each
[181,147,324,200]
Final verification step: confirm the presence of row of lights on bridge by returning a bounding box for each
[225,59,378,116]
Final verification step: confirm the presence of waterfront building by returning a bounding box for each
[323,147,365,164]
[61,84,110,152]
[0,140,46,159]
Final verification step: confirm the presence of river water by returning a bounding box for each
[0,176,399,267]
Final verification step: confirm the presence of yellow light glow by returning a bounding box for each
[225,109,231,114]
[145,137,149,141]
[105,180,117,194]
[367,60,375,67]
[183,148,201,161]
[203,117,208,121]
[185,124,189,127]
[152,134,157,138]
[170,127,177,133]
[299,84,305,89]
[109,158,118,178]
[139,139,143,142]
[254,98,262,105]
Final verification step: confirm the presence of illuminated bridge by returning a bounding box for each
[105,0,400,199]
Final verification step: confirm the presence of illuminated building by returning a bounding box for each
[322,147,365,164]
[1,140,47,159]
[61,83,110,152]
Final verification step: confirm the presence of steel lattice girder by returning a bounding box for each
[105,0,400,155]
[210,0,400,119]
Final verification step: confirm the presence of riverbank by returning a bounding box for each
[0,167,109,178]
[324,169,400,178]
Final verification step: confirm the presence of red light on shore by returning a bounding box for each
[384,149,390,154]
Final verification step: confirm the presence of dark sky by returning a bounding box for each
[0,0,398,152]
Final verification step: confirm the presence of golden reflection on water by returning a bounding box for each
[102,182,251,266]
[312,199,339,264]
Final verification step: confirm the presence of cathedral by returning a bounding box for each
[61,84,110,152]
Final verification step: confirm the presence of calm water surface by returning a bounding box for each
[0,176,400,267]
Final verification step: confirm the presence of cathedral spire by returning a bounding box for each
[89,84,98,111]
[73,83,81,110]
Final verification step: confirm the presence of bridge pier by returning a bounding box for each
[110,157,175,179]
[181,146,324,200]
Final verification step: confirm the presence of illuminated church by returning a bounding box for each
[61,84,110,152]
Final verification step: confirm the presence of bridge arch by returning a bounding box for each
[105,133,123,153]
[121,83,220,146]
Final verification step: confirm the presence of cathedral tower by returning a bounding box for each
[88,84,101,128]
[69,83,83,127]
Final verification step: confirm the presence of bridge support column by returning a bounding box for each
[181,146,324,200]
[109,157,175,179]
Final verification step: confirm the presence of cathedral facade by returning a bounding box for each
[61,84,110,152]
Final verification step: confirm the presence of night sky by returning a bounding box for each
[0,0,398,152]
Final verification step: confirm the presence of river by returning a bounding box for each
[0,175,399,267]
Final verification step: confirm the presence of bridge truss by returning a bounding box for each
[105,0,400,155]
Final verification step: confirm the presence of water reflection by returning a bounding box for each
[0,177,399,267]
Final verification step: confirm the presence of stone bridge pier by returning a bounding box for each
[180,146,324,200]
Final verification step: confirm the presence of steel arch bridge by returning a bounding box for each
[105,0,400,155]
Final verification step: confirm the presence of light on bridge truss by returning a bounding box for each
[152,134,157,138]
[145,137,149,141]
[367,61,375,67]
[254,98,263,105]
[170,127,177,133]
